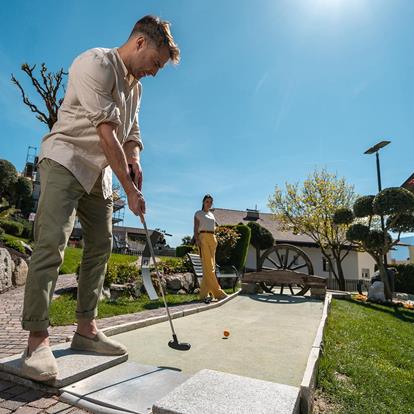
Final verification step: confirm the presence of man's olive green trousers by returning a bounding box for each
[22,159,113,331]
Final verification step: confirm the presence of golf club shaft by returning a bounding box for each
[141,217,177,337]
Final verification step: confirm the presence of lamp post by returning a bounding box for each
[364,140,391,267]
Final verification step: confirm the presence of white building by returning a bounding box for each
[213,208,376,290]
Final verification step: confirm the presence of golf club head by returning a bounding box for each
[168,339,191,351]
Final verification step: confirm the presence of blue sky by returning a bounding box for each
[1,0,413,247]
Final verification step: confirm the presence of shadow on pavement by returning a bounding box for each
[248,293,316,304]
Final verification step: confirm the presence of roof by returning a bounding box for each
[401,172,414,192]
[212,208,318,247]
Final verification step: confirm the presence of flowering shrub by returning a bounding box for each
[215,226,240,265]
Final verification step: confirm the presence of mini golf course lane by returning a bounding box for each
[113,294,324,387]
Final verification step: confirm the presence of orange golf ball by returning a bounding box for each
[223,330,230,337]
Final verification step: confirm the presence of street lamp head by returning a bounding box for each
[364,140,391,155]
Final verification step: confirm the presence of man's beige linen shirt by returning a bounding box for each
[39,48,143,199]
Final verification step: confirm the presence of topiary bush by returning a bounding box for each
[0,220,24,236]
[373,187,414,216]
[247,222,274,271]
[353,195,375,218]
[333,208,354,225]
[346,223,370,242]
[229,224,251,271]
[363,230,392,251]
[386,214,414,233]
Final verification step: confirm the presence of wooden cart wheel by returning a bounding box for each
[258,244,314,295]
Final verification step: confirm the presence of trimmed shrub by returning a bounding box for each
[176,244,194,258]
[346,223,369,242]
[333,208,354,225]
[373,187,414,216]
[228,224,251,271]
[0,227,4,237]
[364,230,392,251]
[247,222,274,251]
[0,220,24,236]
[394,264,414,295]
[353,195,375,218]
[386,213,414,233]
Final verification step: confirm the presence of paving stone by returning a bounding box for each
[0,342,128,388]
[61,361,189,414]
[14,406,43,413]
[46,401,72,413]
[153,369,300,414]
[28,396,61,409]
[0,397,26,411]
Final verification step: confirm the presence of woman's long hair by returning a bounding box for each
[202,194,213,210]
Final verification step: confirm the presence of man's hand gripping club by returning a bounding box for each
[97,123,145,221]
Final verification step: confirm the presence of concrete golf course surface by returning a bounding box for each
[113,293,324,387]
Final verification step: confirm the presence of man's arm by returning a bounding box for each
[97,122,145,218]
[124,141,142,191]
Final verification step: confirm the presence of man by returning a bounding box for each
[21,15,180,381]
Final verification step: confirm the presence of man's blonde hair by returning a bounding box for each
[130,15,180,64]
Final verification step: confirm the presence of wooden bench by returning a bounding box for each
[187,253,240,292]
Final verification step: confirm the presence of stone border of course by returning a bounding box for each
[102,291,240,337]
[300,292,332,414]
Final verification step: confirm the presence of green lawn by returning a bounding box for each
[315,299,414,414]
[50,288,235,326]
[59,247,137,274]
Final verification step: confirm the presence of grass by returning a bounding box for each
[315,298,414,414]
[59,247,137,274]
[49,288,235,326]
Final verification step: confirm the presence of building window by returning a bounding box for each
[361,268,370,279]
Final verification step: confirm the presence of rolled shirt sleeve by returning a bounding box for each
[70,52,121,128]
[124,113,144,150]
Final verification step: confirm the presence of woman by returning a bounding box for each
[194,194,228,303]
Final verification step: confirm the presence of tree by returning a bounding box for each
[0,160,18,199]
[11,63,67,131]
[247,222,274,271]
[13,177,33,214]
[181,235,193,245]
[268,169,356,290]
[334,187,414,300]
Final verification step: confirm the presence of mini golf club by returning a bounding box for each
[141,216,191,351]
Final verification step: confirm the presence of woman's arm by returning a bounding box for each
[194,216,200,247]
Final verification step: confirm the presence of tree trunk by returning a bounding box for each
[377,257,392,301]
[334,257,346,291]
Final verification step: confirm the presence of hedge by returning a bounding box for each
[394,264,414,295]
[0,220,24,236]
[176,244,194,258]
